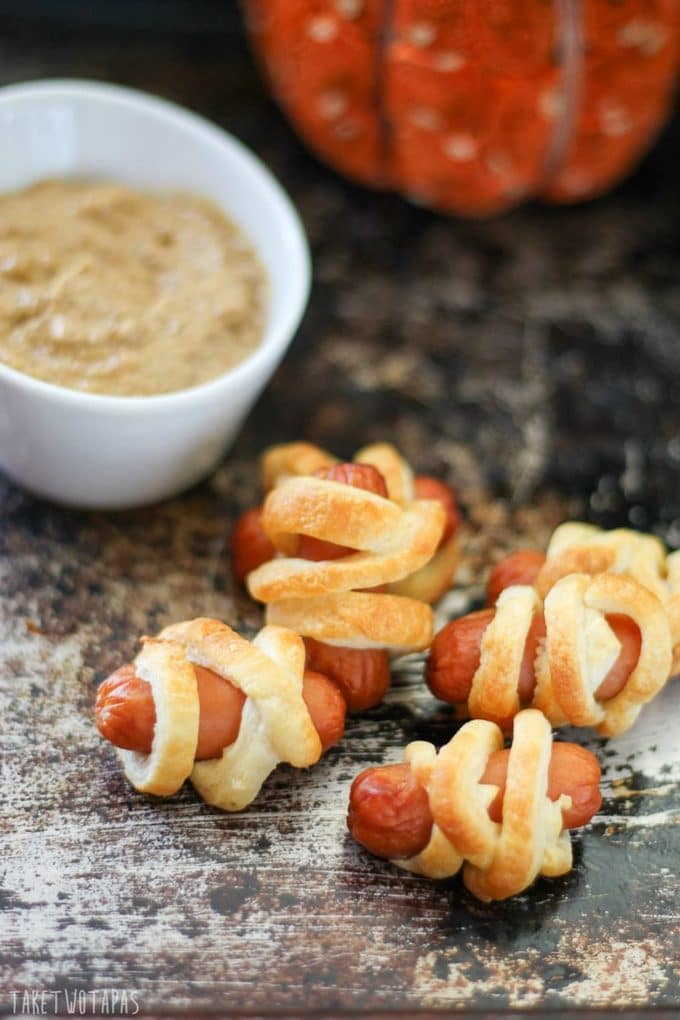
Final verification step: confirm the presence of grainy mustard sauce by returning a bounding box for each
[0,179,267,396]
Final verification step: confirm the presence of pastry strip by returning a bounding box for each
[115,638,199,796]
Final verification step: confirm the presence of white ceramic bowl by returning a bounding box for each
[0,80,310,509]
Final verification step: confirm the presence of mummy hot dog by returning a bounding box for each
[232,442,460,711]
[95,618,346,810]
[427,572,673,736]
[348,709,601,901]
[233,441,461,604]
[486,523,680,671]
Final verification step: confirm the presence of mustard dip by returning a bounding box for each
[0,180,268,396]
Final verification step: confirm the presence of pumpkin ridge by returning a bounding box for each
[539,0,583,188]
[374,0,397,189]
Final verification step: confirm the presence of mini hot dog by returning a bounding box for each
[94,619,343,811]
[96,663,346,759]
[233,453,460,711]
[427,607,641,707]
[347,710,602,901]
[232,462,392,711]
[427,570,670,737]
[348,741,602,861]
[486,549,546,605]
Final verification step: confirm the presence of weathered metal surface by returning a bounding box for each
[1,4,679,1015]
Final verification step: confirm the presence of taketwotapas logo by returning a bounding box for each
[8,989,140,1015]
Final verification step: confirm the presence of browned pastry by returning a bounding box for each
[95,618,332,811]
[249,470,443,646]
[232,442,461,711]
[235,440,461,604]
[428,572,672,738]
[348,709,600,902]
[487,523,680,672]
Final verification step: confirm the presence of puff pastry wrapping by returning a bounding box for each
[537,523,680,673]
[392,709,573,902]
[248,442,456,653]
[116,618,322,810]
[471,574,672,737]
[115,637,200,797]
[258,441,460,605]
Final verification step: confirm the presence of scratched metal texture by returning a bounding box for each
[1,3,679,1016]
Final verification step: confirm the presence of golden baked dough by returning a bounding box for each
[536,573,672,736]
[115,637,200,797]
[247,469,443,653]
[261,441,336,491]
[470,574,672,737]
[258,440,460,604]
[538,523,680,671]
[356,442,460,603]
[116,618,321,810]
[265,592,434,651]
[469,585,542,727]
[393,710,573,901]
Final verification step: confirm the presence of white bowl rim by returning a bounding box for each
[0,78,311,415]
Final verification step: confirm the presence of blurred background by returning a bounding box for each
[1,0,678,533]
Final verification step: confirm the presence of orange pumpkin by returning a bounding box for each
[245,0,679,215]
